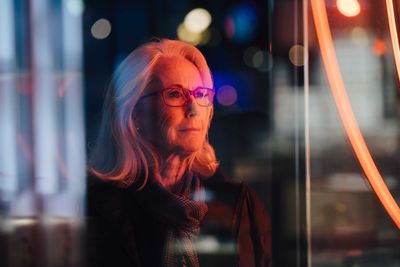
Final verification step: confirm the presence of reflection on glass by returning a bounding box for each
[0,1,85,266]
[305,0,400,266]
[310,0,400,229]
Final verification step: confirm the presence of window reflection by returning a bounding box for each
[306,0,400,265]
[1,0,399,266]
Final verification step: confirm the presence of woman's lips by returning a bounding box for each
[178,128,201,132]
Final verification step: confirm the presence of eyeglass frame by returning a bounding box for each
[137,86,215,107]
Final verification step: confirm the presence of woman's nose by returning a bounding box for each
[185,95,199,117]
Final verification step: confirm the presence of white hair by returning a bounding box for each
[88,39,219,188]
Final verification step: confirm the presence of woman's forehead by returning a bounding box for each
[152,56,207,89]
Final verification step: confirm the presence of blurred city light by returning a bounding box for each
[243,46,259,67]
[1,0,86,265]
[194,235,220,253]
[372,39,387,56]
[0,0,17,197]
[345,249,364,257]
[256,51,273,72]
[177,23,202,45]
[216,85,238,106]
[252,50,264,68]
[91,18,112,39]
[200,29,211,45]
[351,27,369,46]
[289,45,305,66]
[66,0,84,16]
[184,8,212,33]
[177,8,212,46]
[243,47,273,72]
[8,218,38,227]
[311,0,400,229]
[337,0,361,17]
[225,3,257,43]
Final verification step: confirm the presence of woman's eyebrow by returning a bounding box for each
[167,84,184,88]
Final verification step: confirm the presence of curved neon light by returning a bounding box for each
[386,0,400,82]
[310,0,400,229]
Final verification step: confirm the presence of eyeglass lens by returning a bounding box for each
[163,87,213,107]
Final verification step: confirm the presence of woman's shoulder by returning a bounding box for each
[203,168,264,203]
[208,171,272,266]
[203,168,243,205]
[202,168,272,265]
[204,168,271,223]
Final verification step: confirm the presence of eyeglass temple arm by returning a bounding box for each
[137,91,160,103]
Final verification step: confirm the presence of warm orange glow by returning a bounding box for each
[337,0,361,17]
[311,0,400,229]
[386,0,400,82]
[372,39,387,56]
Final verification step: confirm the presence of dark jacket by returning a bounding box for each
[86,170,272,267]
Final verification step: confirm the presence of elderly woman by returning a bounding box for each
[87,39,271,267]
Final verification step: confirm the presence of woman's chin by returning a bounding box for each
[180,144,202,155]
[172,141,202,156]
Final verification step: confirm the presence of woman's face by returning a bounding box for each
[136,56,213,157]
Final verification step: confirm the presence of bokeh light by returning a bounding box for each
[256,51,273,72]
[372,39,387,56]
[91,18,111,39]
[252,50,264,68]
[351,27,368,46]
[337,0,361,17]
[243,47,273,72]
[178,8,212,46]
[289,45,305,66]
[66,0,84,16]
[225,17,235,39]
[224,4,257,43]
[199,29,211,45]
[216,85,238,106]
[243,46,259,67]
[177,23,202,45]
[184,8,212,34]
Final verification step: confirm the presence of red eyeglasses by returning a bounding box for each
[138,86,214,107]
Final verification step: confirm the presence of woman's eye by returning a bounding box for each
[166,90,182,98]
[194,91,206,98]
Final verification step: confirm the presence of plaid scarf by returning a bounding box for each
[134,172,208,267]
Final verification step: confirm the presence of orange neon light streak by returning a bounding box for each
[386,0,400,82]
[310,0,400,229]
